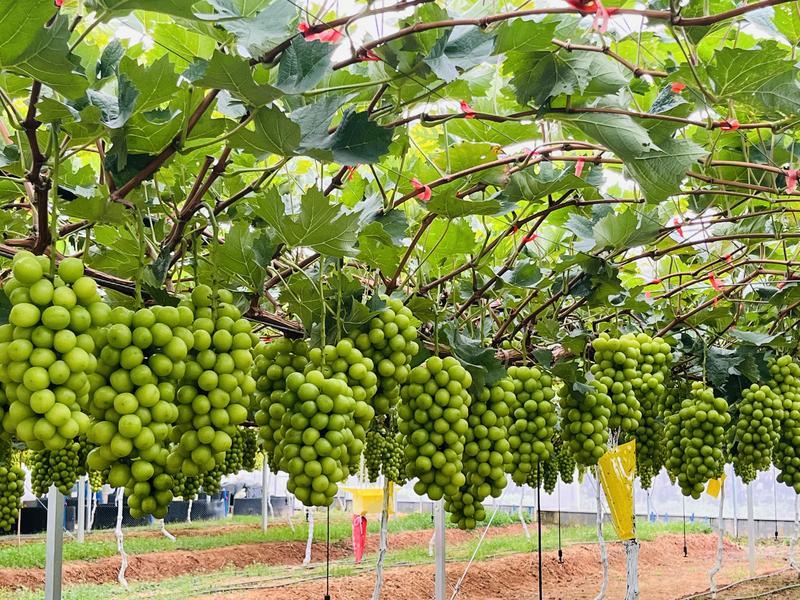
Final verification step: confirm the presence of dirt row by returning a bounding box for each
[201,535,790,600]
[0,523,526,589]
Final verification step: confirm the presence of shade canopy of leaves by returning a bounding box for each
[0,0,799,389]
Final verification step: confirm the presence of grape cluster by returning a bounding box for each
[307,339,377,472]
[253,338,309,467]
[168,285,256,478]
[274,369,360,506]
[542,457,558,494]
[664,382,730,498]
[730,383,783,483]
[120,461,173,519]
[201,462,225,495]
[446,379,514,529]
[0,255,104,452]
[364,428,384,482]
[770,356,800,492]
[399,356,471,502]
[31,441,83,495]
[506,366,557,485]
[241,427,258,471]
[0,460,24,532]
[173,472,201,500]
[86,304,183,477]
[363,418,405,483]
[590,333,643,433]
[89,470,105,492]
[223,427,244,475]
[631,335,672,489]
[559,379,612,466]
[349,298,419,416]
[557,441,576,484]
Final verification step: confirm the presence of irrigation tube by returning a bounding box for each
[115,488,129,588]
[303,509,315,565]
[519,486,531,541]
[371,478,391,600]
[594,469,608,600]
[709,483,726,599]
[790,495,799,573]
[158,518,176,541]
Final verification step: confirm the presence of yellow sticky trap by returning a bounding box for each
[706,475,726,498]
[342,482,395,516]
[597,440,637,541]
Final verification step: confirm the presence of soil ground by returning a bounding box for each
[197,534,790,600]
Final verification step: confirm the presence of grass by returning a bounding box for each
[0,510,529,569]
[0,520,714,600]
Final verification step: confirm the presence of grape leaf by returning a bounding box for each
[193,51,280,106]
[216,222,277,292]
[277,37,335,94]
[0,0,56,66]
[229,105,302,157]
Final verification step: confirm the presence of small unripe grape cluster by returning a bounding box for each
[364,428,385,482]
[446,379,514,529]
[168,285,256,478]
[0,460,24,532]
[223,427,244,475]
[252,338,309,467]
[275,369,361,507]
[399,356,472,502]
[731,383,783,483]
[506,366,557,485]
[559,379,611,466]
[241,427,258,471]
[89,470,105,492]
[173,472,201,500]
[201,462,225,495]
[590,333,643,433]
[541,457,558,494]
[0,255,104,452]
[770,356,800,492]
[557,441,576,484]
[348,298,419,416]
[121,462,173,520]
[665,382,730,498]
[31,441,83,496]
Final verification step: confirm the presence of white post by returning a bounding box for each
[434,499,446,600]
[747,482,756,577]
[790,495,800,573]
[115,489,128,588]
[731,468,738,539]
[594,471,608,600]
[709,484,726,598]
[77,475,86,543]
[44,485,64,600]
[371,478,391,600]
[261,461,269,532]
[85,481,92,533]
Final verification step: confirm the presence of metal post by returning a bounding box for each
[747,482,756,577]
[77,475,86,543]
[44,485,64,600]
[261,460,269,532]
[434,499,446,600]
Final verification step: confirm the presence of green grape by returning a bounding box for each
[446,378,514,530]
[630,334,673,489]
[506,366,557,485]
[0,254,107,452]
[730,383,783,483]
[168,286,256,478]
[399,356,471,502]
[306,339,376,473]
[0,459,25,532]
[770,356,800,493]
[349,297,419,417]
[252,338,309,468]
[125,462,173,520]
[590,333,644,434]
[241,427,258,471]
[274,368,361,507]
[664,382,730,498]
[559,377,611,466]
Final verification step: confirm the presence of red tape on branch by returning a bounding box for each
[522,233,539,243]
[709,272,724,292]
[459,100,476,118]
[720,119,740,131]
[671,81,686,93]
[298,22,343,43]
[360,50,381,62]
[673,217,684,237]
[575,157,585,178]
[786,168,799,193]
[410,178,432,202]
